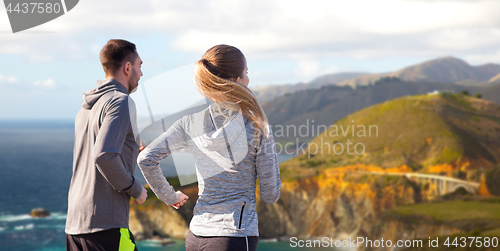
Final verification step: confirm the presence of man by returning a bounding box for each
[65,39,148,251]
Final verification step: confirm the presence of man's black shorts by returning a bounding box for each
[66,228,138,251]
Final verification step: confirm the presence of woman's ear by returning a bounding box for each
[235,76,243,85]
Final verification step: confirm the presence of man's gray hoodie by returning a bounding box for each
[65,78,143,235]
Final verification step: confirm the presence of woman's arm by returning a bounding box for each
[256,127,281,204]
[137,118,188,206]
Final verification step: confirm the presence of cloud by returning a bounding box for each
[294,61,321,78]
[426,28,500,50]
[0,74,20,84]
[33,78,56,89]
[292,61,343,81]
[464,50,500,65]
[1,0,500,65]
[168,0,500,60]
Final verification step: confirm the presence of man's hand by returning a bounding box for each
[172,191,189,209]
[134,187,148,205]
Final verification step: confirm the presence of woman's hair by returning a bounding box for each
[194,44,270,139]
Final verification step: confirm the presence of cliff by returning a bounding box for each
[129,203,187,240]
[130,165,420,240]
[129,183,199,240]
[257,165,427,239]
[365,213,463,251]
[129,165,498,251]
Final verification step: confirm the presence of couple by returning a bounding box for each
[65,39,281,251]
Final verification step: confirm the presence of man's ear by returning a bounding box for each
[124,62,132,76]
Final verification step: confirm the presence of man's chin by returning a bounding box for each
[129,86,138,94]
[128,81,139,94]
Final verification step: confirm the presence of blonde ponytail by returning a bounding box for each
[193,45,270,139]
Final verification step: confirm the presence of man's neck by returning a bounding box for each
[105,75,129,93]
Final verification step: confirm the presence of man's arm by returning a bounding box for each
[92,95,143,199]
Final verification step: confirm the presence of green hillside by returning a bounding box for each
[264,79,488,141]
[280,93,500,176]
[389,197,500,251]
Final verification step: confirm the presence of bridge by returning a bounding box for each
[361,171,480,196]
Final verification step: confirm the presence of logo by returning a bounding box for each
[3,0,79,33]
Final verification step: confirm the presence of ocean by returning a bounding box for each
[0,120,346,251]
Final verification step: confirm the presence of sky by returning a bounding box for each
[1,0,500,119]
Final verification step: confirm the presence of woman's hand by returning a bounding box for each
[172,191,189,209]
[134,187,148,205]
[139,140,146,153]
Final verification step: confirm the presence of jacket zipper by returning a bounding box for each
[238,201,246,229]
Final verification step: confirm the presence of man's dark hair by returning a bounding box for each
[100,39,138,75]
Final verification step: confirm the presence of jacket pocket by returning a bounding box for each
[238,201,246,229]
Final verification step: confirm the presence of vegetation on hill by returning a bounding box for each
[482,83,500,104]
[385,198,500,251]
[263,79,489,141]
[280,93,500,178]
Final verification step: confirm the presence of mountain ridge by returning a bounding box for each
[339,56,500,87]
[252,56,500,102]
[252,72,368,102]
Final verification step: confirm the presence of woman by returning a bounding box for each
[137,44,281,251]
